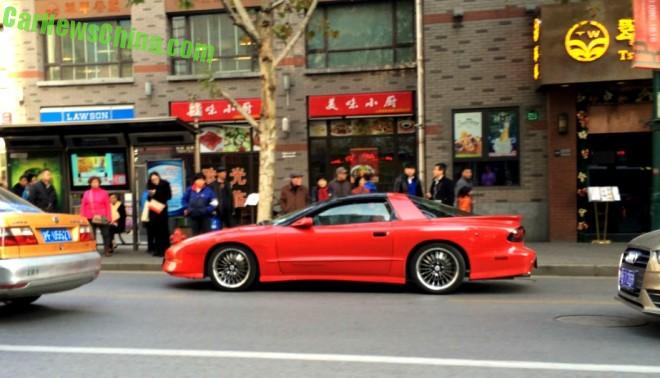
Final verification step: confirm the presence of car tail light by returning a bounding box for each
[508,226,525,242]
[79,226,93,242]
[0,227,38,247]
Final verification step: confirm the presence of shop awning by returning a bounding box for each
[0,117,196,149]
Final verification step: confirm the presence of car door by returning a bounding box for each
[276,200,394,276]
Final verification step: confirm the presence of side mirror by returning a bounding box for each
[291,217,313,228]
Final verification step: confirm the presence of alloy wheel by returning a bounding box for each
[212,248,251,289]
[415,248,460,292]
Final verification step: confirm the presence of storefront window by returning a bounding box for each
[170,14,257,75]
[308,118,416,191]
[45,20,133,80]
[306,0,414,69]
[452,108,520,186]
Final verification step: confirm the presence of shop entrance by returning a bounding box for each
[586,132,651,240]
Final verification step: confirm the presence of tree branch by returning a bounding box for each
[218,0,261,44]
[273,0,319,67]
[267,0,286,11]
[205,77,260,129]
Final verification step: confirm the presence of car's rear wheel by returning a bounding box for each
[207,245,257,291]
[2,295,41,307]
[409,243,465,294]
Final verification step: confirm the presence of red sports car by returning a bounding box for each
[163,193,536,294]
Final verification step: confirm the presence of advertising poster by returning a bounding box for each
[70,152,128,188]
[453,112,483,158]
[349,148,379,177]
[487,110,518,157]
[9,153,64,212]
[633,0,660,69]
[147,160,185,216]
[199,127,252,153]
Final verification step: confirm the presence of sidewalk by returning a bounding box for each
[101,242,627,277]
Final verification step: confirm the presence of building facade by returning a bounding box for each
[0,0,653,241]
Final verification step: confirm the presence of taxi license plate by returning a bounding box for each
[41,229,72,243]
[619,267,637,291]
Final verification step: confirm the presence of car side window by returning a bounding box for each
[312,202,392,226]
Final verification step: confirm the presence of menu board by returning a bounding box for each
[199,126,252,153]
[587,186,621,202]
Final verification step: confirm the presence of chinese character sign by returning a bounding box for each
[170,99,261,122]
[633,0,660,69]
[308,92,414,118]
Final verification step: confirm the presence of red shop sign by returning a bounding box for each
[308,91,413,118]
[170,98,261,122]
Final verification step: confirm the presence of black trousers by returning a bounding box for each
[147,211,170,256]
[91,223,111,253]
[190,216,211,236]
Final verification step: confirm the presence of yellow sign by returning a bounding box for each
[532,18,541,80]
[565,20,610,62]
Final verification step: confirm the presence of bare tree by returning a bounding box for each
[131,0,319,222]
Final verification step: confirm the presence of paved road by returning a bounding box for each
[1,273,659,377]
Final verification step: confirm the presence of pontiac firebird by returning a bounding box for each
[163,193,536,294]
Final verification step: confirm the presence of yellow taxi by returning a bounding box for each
[0,188,101,307]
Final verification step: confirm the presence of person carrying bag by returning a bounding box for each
[80,176,112,256]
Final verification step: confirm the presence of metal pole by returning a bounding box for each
[194,117,201,173]
[603,202,609,242]
[593,202,600,242]
[415,0,426,183]
[652,71,660,230]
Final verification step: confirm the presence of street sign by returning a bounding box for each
[526,110,539,121]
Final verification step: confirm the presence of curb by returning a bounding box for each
[100,263,620,276]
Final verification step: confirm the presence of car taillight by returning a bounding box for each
[0,227,38,246]
[508,226,525,242]
[79,226,93,242]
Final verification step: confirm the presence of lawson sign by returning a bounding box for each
[40,105,135,123]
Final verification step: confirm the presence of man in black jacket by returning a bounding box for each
[28,169,57,212]
[426,163,455,205]
[392,162,424,197]
[211,166,234,228]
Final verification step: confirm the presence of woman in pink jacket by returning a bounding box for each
[80,176,113,256]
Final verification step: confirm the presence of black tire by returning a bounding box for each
[408,243,466,294]
[206,245,258,291]
[3,295,41,307]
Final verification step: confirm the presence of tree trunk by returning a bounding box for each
[256,10,278,222]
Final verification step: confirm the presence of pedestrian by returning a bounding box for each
[202,165,217,186]
[11,175,28,197]
[183,173,218,236]
[481,165,496,186]
[28,168,57,212]
[21,173,36,200]
[147,172,172,256]
[351,176,371,194]
[427,163,455,205]
[210,166,234,229]
[392,162,424,197]
[80,177,113,256]
[455,167,474,205]
[328,167,352,198]
[279,173,309,214]
[141,189,155,254]
[456,186,474,213]
[109,193,126,253]
[363,173,377,193]
[311,176,332,203]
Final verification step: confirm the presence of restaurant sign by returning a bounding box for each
[170,99,261,123]
[308,91,414,119]
[537,2,650,85]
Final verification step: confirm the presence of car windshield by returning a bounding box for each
[270,207,312,226]
[409,196,472,218]
[0,187,42,213]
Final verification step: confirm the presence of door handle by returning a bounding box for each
[373,231,389,237]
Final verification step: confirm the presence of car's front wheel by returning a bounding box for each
[207,245,257,291]
[409,243,465,294]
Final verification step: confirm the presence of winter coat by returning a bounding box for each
[111,202,127,233]
[279,184,309,213]
[429,176,455,205]
[80,188,112,221]
[11,183,25,197]
[311,186,332,203]
[392,174,424,197]
[182,186,217,218]
[454,178,473,205]
[328,179,351,198]
[28,181,57,212]
[210,180,234,217]
[364,181,377,193]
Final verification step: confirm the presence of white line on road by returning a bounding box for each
[0,345,658,374]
